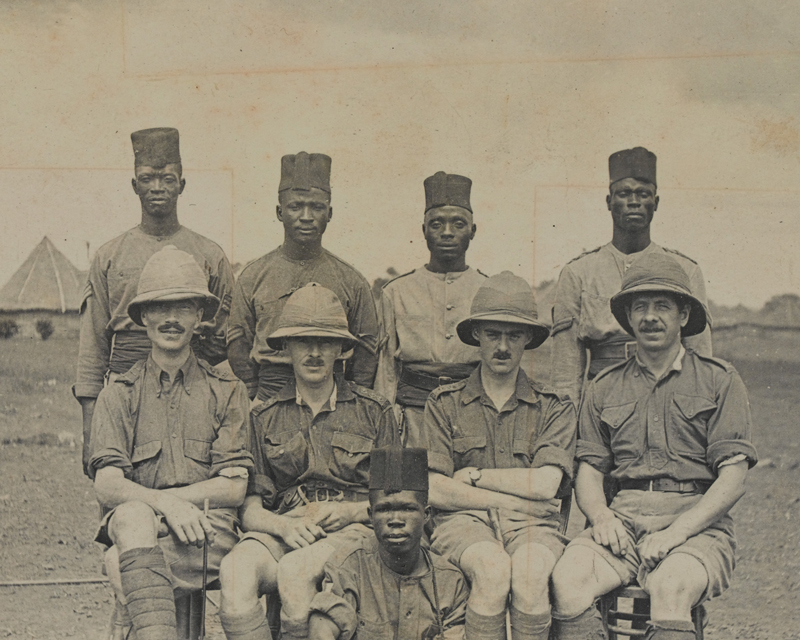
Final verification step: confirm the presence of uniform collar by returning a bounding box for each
[275,374,355,405]
[296,381,338,412]
[147,351,198,396]
[635,344,685,379]
[461,366,539,406]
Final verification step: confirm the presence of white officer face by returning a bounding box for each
[285,336,343,387]
[626,293,690,354]
[472,321,532,377]
[140,299,203,355]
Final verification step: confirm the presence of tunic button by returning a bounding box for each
[446,304,454,310]
[300,261,305,266]
[172,434,177,439]
[445,334,452,339]
[446,280,453,285]
[499,448,505,453]
[654,416,659,422]
[348,452,354,457]
[406,611,412,618]
[279,449,285,455]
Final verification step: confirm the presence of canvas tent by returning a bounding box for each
[0,237,85,338]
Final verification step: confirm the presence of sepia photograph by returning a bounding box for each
[0,2,798,638]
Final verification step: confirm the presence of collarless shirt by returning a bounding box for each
[415,367,576,481]
[249,378,399,508]
[577,349,758,482]
[375,265,487,404]
[310,536,469,640]
[88,352,253,489]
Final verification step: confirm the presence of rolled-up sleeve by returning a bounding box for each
[209,381,254,477]
[575,382,615,474]
[530,396,577,479]
[246,408,279,507]
[87,386,133,479]
[309,565,359,640]
[706,370,758,471]
[417,394,456,477]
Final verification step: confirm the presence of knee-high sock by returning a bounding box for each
[550,606,604,640]
[118,547,176,640]
[219,602,272,640]
[465,606,507,640]
[509,606,550,640]
[645,619,697,640]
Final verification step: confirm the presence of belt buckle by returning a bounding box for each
[648,479,654,491]
[624,342,638,360]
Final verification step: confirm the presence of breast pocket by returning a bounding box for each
[331,432,373,485]
[670,394,716,457]
[183,439,213,484]
[108,268,141,315]
[130,440,162,487]
[600,402,638,462]
[264,431,309,488]
[452,435,487,470]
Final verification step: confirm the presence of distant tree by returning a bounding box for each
[35,319,55,341]
[0,319,18,339]
[762,294,800,325]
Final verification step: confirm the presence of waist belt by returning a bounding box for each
[399,364,475,392]
[618,478,710,494]
[590,341,637,362]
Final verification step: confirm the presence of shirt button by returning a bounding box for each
[446,280,453,285]
[300,261,305,266]
[654,416,659,422]
[279,449,285,455]
[499,447,505,453]
[446,304,454,310]
[172,434,177,439]
[446,334,452,339]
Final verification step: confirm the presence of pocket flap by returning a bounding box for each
[673,394,717,420]
[331,432,373,454]
[453,435,487,453]
[512,439,531,455]
[600,402,636,429]
[184,439,212,463]
[132,440,162,464]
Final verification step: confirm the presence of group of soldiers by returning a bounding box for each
[75,128,757,640]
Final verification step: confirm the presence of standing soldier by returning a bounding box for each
[412,272,577,640]
[308,447,470,640]
[375,171,487,443]
[88,246,253,640]
[75,128,234,473]
[227,152,380,402]
[550,147,712,401]
[218,284,397,640]
[549,252,756,640]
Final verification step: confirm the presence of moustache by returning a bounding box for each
[303,358,326,367]
[158,323,185,333]
[492,351,512,361]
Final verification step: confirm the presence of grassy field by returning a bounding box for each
[0,335,799,638]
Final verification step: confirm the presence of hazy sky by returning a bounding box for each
[1,1,800,307]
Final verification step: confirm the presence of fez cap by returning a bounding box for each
[457,271,550,350]
[279,152,332,193]
[131,128,181,167]
[369,447,429,493]
[127,246,219,326]
[424,171,472,214]
[266,283,358,351]
[609,147,657,187]
[610,252,707,338]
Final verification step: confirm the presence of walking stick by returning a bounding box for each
[199,498,209,640]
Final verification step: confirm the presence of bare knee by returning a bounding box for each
[461,542,512,599]
[551,546,619,616]
[510,544,556,609]
[220,541,277,614]
[277,547,326,592]
[647,554,707,618]
[108,501,159,550]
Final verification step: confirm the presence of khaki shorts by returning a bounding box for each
[240,522,372,563]
[567,490,736,602]
[96,506,240,594]
[431,507,568,565]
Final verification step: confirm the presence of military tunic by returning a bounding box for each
[228,247,380,400]
[550,241,712,400]
[310,536,469,640]
[75,225,233,400]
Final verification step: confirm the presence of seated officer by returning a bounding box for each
[550,252,758,640]
[88,246,253,640]
[411,272,577,640]
[308,447,470,640]
[218,284,399,640]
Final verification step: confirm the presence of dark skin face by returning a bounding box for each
[369,490,430,575]
[277,188,332,251]
[132,163,185,220]
[607,177,658,234]
[423,205,476,273]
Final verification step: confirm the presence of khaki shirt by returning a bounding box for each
[88,352,253,488]
[228,247,380,396]
[75,225,233,399]
[577,349,757,482]
[310,536,469,640]
[375,266,487,405]
[550,242,712,400]
[248,377,399,509]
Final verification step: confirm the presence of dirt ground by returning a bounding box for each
[1,337,799,639]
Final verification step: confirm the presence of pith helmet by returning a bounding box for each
[369,447,429,493]
[610,252,707,337]
[609,147,657,187]
[127,246,219,326]
[456,271,550,350]
[266,283,357,350]
[131,128,181,167]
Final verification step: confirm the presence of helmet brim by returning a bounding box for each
[610,284,707,338]
[127,289,220,327]
[456,312,550,350]
[266,326,358,352]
